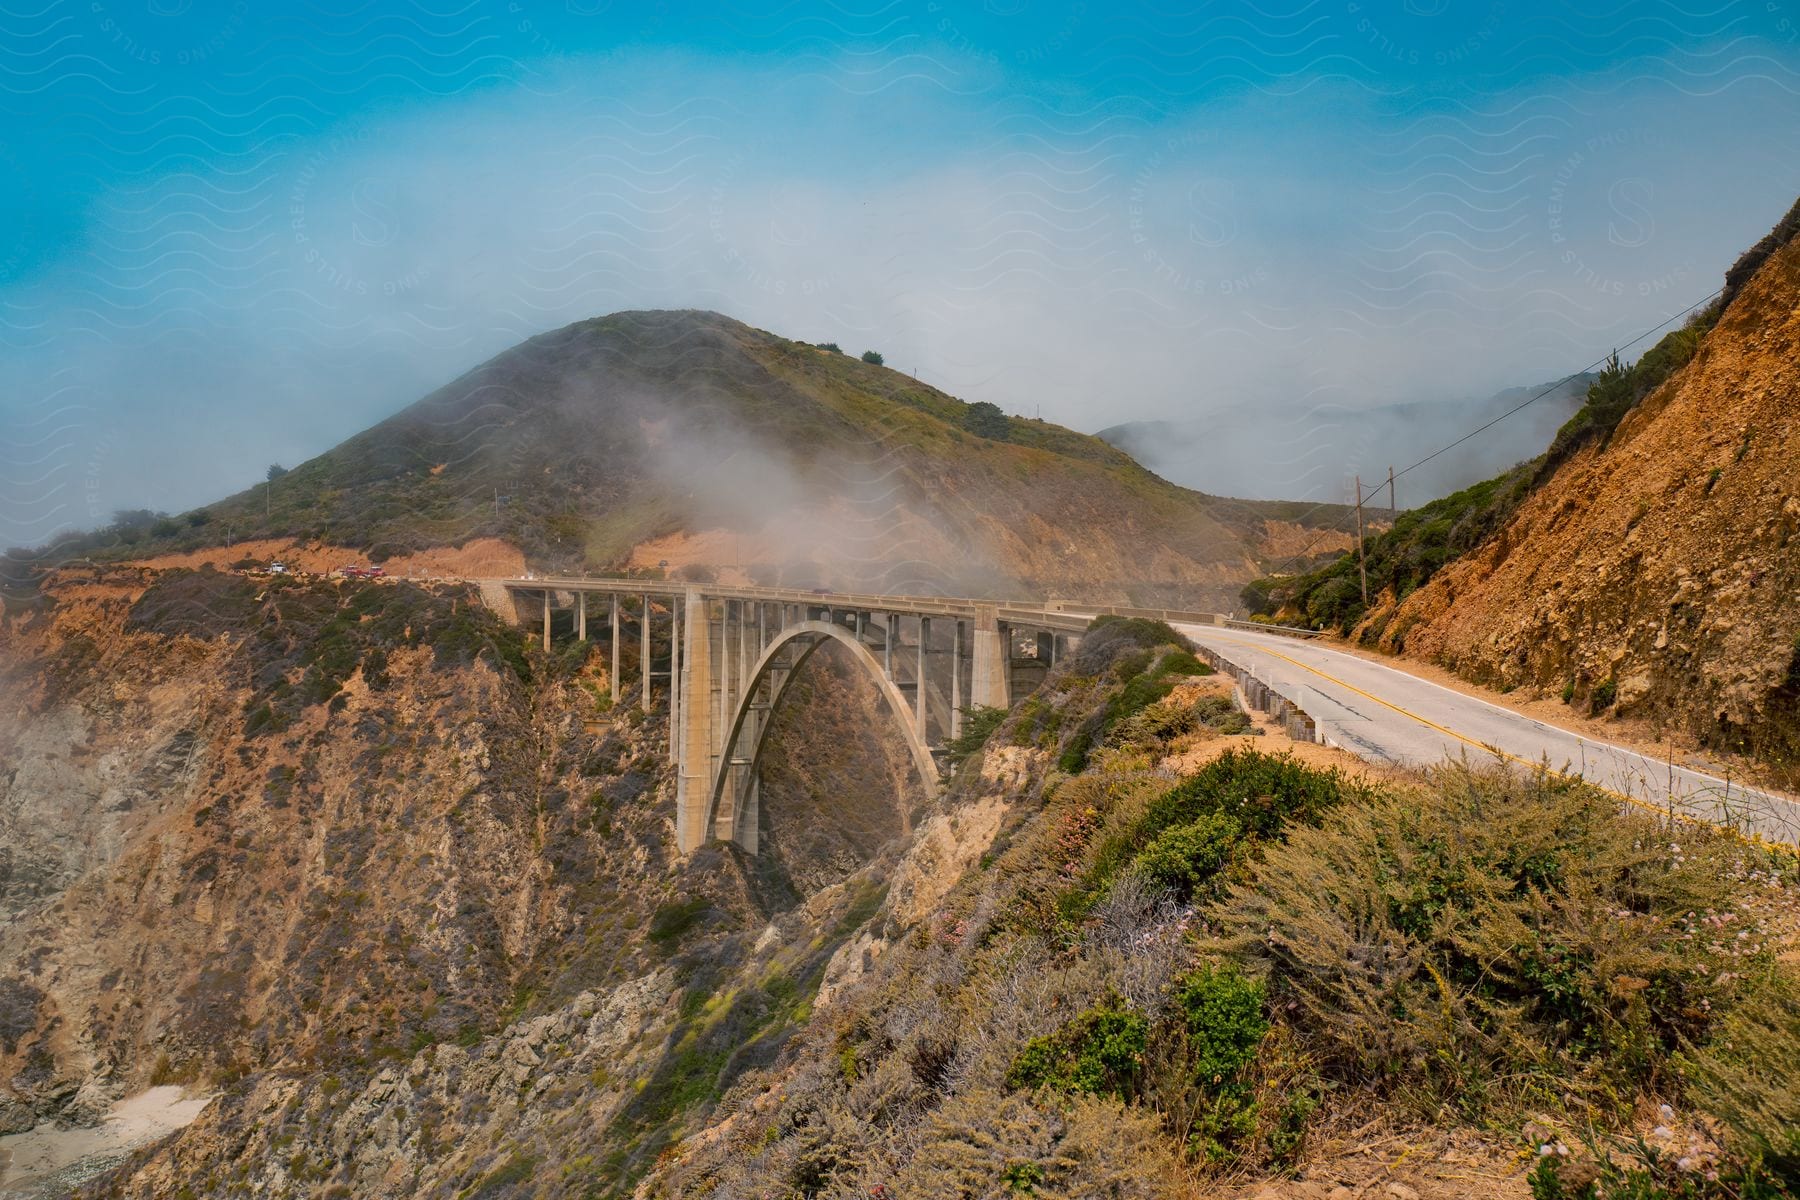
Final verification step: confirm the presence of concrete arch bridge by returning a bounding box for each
[483,579,1228,853]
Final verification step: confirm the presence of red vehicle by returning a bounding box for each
[339,565,366,578]
[365,566,384,578]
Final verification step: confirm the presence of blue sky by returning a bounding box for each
[3,0,1798,542]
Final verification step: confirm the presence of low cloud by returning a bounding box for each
[2,50,1796,544]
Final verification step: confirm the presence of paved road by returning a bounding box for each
[1173,622,1800,847]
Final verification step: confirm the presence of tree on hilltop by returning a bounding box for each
[963,401,1012,441]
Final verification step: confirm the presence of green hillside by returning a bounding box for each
[15,310,1354,607]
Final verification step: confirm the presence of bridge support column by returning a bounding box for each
[542,590,551,652]
[952,619,965,738]
[669,599,681,759]
[577,592,586,641]
[916,616,930,742]
[737,602,751,704]
[640,594,652,711]
[609,595,620,702]
[676,587,714,854]
[971,604,1008,709]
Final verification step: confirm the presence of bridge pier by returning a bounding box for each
[970,604,1009,709]
[952,619,965,738]
[609,595,621,703]
[677,588,715,853]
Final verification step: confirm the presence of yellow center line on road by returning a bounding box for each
[1202,634,1777,843]
[1210,635,1529,765]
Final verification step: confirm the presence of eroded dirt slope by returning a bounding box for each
[1380,235,1800,778]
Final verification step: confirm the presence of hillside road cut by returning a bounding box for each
[1171,621,1800,848]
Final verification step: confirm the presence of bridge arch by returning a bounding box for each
[704,620,940,849]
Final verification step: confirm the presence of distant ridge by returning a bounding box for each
[1096,376,1593,507]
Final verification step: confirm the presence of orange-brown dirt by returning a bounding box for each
[122,536,527,579]
[1376,235,1800,779]
[1257,519,1365,564]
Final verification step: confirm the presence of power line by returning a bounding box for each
[1258,287,1723,582]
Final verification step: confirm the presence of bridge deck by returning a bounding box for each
[487,577,1289,637]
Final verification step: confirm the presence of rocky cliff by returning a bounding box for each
[0,564,935,1194]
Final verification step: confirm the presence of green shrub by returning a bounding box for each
[1077,615,1193,664]
[860,349,884,365]
[1165,963,1269,1162]
[1110,693,1250,751]
[1173,964,1267,1088]
[472,1153,536,1196]
[1007,1003,1149,1100]
[1158,649,1209,676]
[1132,813,1242,899]
[1592,677,1618,710]
[1066,750,1354,925]
[1143,748,1351,841]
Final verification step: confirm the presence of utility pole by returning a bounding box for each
[1354,474,1369,606]
[1387,465,1396,523]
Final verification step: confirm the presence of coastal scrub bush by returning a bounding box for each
[1218,763,1765,1117]
[1007,1002,1149,1101]
[1132,812,1241,900]
[1064,749,1358,925]
[1059,638,1211,773]
[1164,963,1269,1162]
[1685,969,1800,1187]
